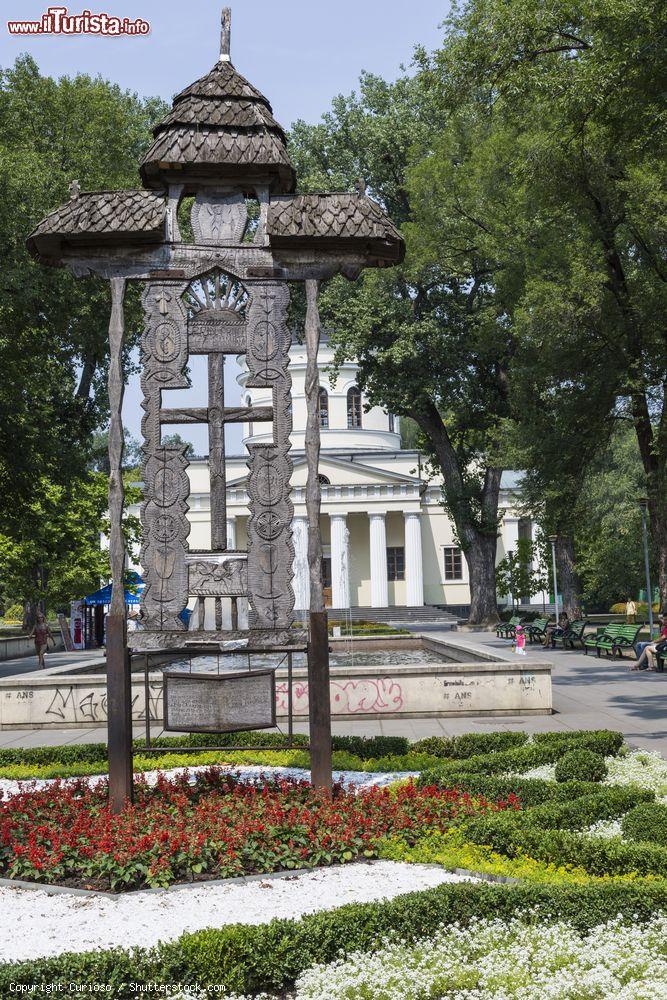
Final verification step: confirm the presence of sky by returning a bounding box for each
[1,0,450,454]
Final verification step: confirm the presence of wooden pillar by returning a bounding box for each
[105,276,133,813]
[304,279,332,790]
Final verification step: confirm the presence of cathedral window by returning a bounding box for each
[387,547,405,581]
[318,387,329,428]
[347,385,362,428]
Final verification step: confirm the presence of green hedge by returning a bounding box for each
[0,732,410,768]
[466,818,667,878]
[554,749,608,783]
[2,881,666,996]
[419,730,624,784]
[622,802,667,847]
[412,731,529,759]
[421,772,611,807]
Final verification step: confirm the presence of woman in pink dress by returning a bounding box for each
[30,612,53,668]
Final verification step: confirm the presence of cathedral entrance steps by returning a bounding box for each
[325,606,460,627]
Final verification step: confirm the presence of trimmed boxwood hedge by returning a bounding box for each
[622,802,667,847]
[2,881,666,996]
[419,730,624,784]
[0,732,410,768]
[554,749,608,783]
[421,772,617,808]
[412,731,529,759]
[466,817,667,878]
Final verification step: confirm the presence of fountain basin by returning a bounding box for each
[0,636,551,729]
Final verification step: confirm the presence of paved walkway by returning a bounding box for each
[0,631,664,753]
[0,649,104,680]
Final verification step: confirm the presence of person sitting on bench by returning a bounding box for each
[631,615,667,671]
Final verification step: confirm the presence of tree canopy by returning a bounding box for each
[0,56,165,610]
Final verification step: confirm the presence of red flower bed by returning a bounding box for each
[0,770,519,890]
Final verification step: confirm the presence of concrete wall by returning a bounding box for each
[0,634,64,662]
[0,643,551,729]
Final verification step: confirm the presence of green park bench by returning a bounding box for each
[496,616,522,639]
[583,623,642,659]
[526,618,550,643]
[552,619,589,650]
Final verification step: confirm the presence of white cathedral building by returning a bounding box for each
[179,336,542,617]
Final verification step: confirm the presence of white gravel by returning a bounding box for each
[0,764,417,800]
[0,862,473,963]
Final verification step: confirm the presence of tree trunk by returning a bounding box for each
[556,534,583,618]
[466,532,500,624]
[414,400,501,625]
[649,488,667,613]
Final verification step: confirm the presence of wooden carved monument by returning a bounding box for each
[28,8,404,809]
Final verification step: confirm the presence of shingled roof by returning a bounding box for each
[140,60,295,194]
[267,193,405,263]
[26,190,167,265]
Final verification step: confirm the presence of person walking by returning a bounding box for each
[30,612,54,668]
[626,597,637,624]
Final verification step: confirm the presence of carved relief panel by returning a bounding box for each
[140,281,191,632]
[245,281,295,631]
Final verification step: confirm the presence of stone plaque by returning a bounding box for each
[163,669,276,732]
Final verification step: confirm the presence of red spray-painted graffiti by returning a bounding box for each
[275,677,404,715]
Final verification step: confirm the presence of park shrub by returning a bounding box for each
[412,731,528,759]
[376,829,652,885]
[420,772,605,807]
[610,601,659,615]
[0,732,409,769]
[2,881,666,996]
[554,749,608,783]
[621,802,667,847]
[0,772,514,890]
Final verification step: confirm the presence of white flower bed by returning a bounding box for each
[189,914,667,999]
[586,817,624,840]
[512,748,667,797]
[0,862,471,963]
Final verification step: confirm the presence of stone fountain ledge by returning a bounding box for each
[0,763,418,801]
[0,861,473,963]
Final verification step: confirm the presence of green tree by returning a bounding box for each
[0,57,165,617]
[290,73,514,623]
[426,0,667,606]
[575,428,649,610]
[496,538,548,611]
[0,55,165,518]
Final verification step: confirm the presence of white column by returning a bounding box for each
[291,515,310,611]
[226,516,237,550]
[404,511,424,607]
[369,513,388,608]
[330,513,350,610]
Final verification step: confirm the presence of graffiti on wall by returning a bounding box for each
[40,684,163,725]
[276,677,404,715]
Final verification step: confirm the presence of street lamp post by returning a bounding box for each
[548,535,559,619]
[639,498,654,639]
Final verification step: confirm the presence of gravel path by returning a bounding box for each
[0,862,472,963]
